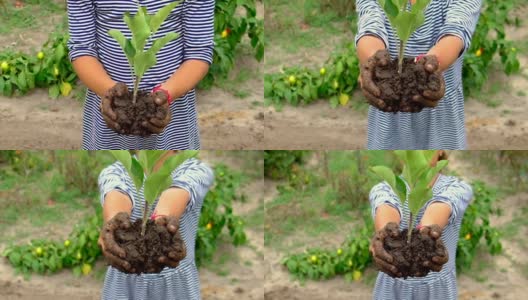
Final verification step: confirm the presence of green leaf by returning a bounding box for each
[133,52,157,81]
[108,30,135,63]
[124,9,151,53]
[370,166,396,191]
[143,151,198,204]
[109,151,144,191]
[138,150,166,174]
[147,32,179,54]
[409,185,432,215]
[394,175,407,204]
[149,1,180,33]
[48,84,60,99]
[380,0,399,18]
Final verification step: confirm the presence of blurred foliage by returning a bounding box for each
[264,150,310,179]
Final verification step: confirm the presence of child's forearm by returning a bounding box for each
[154,188,190,219]
[374,204,401,231]
[357,35,386,66]
[103,191,133,222]
[161,60,209,100]
[419,202,451,229]
[427,35,464,72]
[72,56,117,97]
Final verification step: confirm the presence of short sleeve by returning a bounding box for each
[182,0,215,64]
[67,0,99,61]
[369,182,403,219]
[355,0,390,49]
[170,158,215,212]
[436,0,483,56]
[427,178,473,224]
[98,163,135,209]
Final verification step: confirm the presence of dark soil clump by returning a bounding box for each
[112,90,169,136]
[373,58,442,112]
[383,228,441,278]
[111,219,186,274]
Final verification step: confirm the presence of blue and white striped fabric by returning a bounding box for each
[356,0,483,150]
[98,158,214,300]
[369,174,473,300]
[67,0,215,150]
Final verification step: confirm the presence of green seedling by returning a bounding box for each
[110,150,198,236]
[378,0,431,74]
[108,2,181,104]
[370,150,448,243]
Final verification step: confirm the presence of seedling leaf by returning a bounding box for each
[371,166,396,191]
[150,2,180,33]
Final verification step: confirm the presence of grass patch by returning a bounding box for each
[0,0,65,34]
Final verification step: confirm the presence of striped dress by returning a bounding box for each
[98,158,214,300]
[356,0,483,150]
[369,174,473,300]
[67,0,215,150]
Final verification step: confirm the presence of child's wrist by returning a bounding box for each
[153,84,173,105]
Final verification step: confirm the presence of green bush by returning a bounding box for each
[264,150,310,179]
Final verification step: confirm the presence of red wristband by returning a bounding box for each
[152,85,172,105]
[415,54,440,68]
[150,211,168,220]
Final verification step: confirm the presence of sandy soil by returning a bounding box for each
[263,151,528,299]
[0,153,264,300]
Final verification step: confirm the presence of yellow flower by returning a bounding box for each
[511,47,517,52]
[310,255,318,263]
[35,247,43,256]
[332,80,339,89]
[53,66,60,77]
[352,270,362,281]
[465,233,471,240]
[76,251,82,260]
[288,75,296,85]
[347,260,353,267]
[37,52,45,60]
[221,29,229,38]
[64,240,71,247]
[206,222,213,230]
[82,263,92,275]
[1,61,8,71]
[320,67,326,76]
[475,48,483,57]
[337,248,343,255]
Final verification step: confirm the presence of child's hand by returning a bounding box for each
[100,83,129,133]
[419,224,449,272]
[412,55,446,108]
[360,50,396,112]
[370,222,402,277]
[154,215,187,268]
[98,212,135,273]
[141,91,172,134]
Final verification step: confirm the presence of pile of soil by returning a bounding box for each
[112,90,169,136]
[112,219,186,274]
[383,228,443,278]
[373,57,442,113]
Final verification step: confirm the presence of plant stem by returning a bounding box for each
[398,40,405,75]
[132,77,139,104]
[141,201,148,236]
[407,212,413,244]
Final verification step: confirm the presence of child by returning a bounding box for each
[98,151,214,299]
[356,0,482,149]
[369,151,473,300]
[67,0,214,150]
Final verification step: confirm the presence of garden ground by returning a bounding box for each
[0,151,264,300]
[263,1,528,150]
[0,1,264,150]
[263,151,528,299]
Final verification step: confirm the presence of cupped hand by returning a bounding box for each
[370,222,402,277]
[360,49,396,112]
[100,82,129,133]
[154,215,187,268]
[412,55,446,108]
[98,212,135,273]
[419,224,449,272]
[141,91,171,134]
